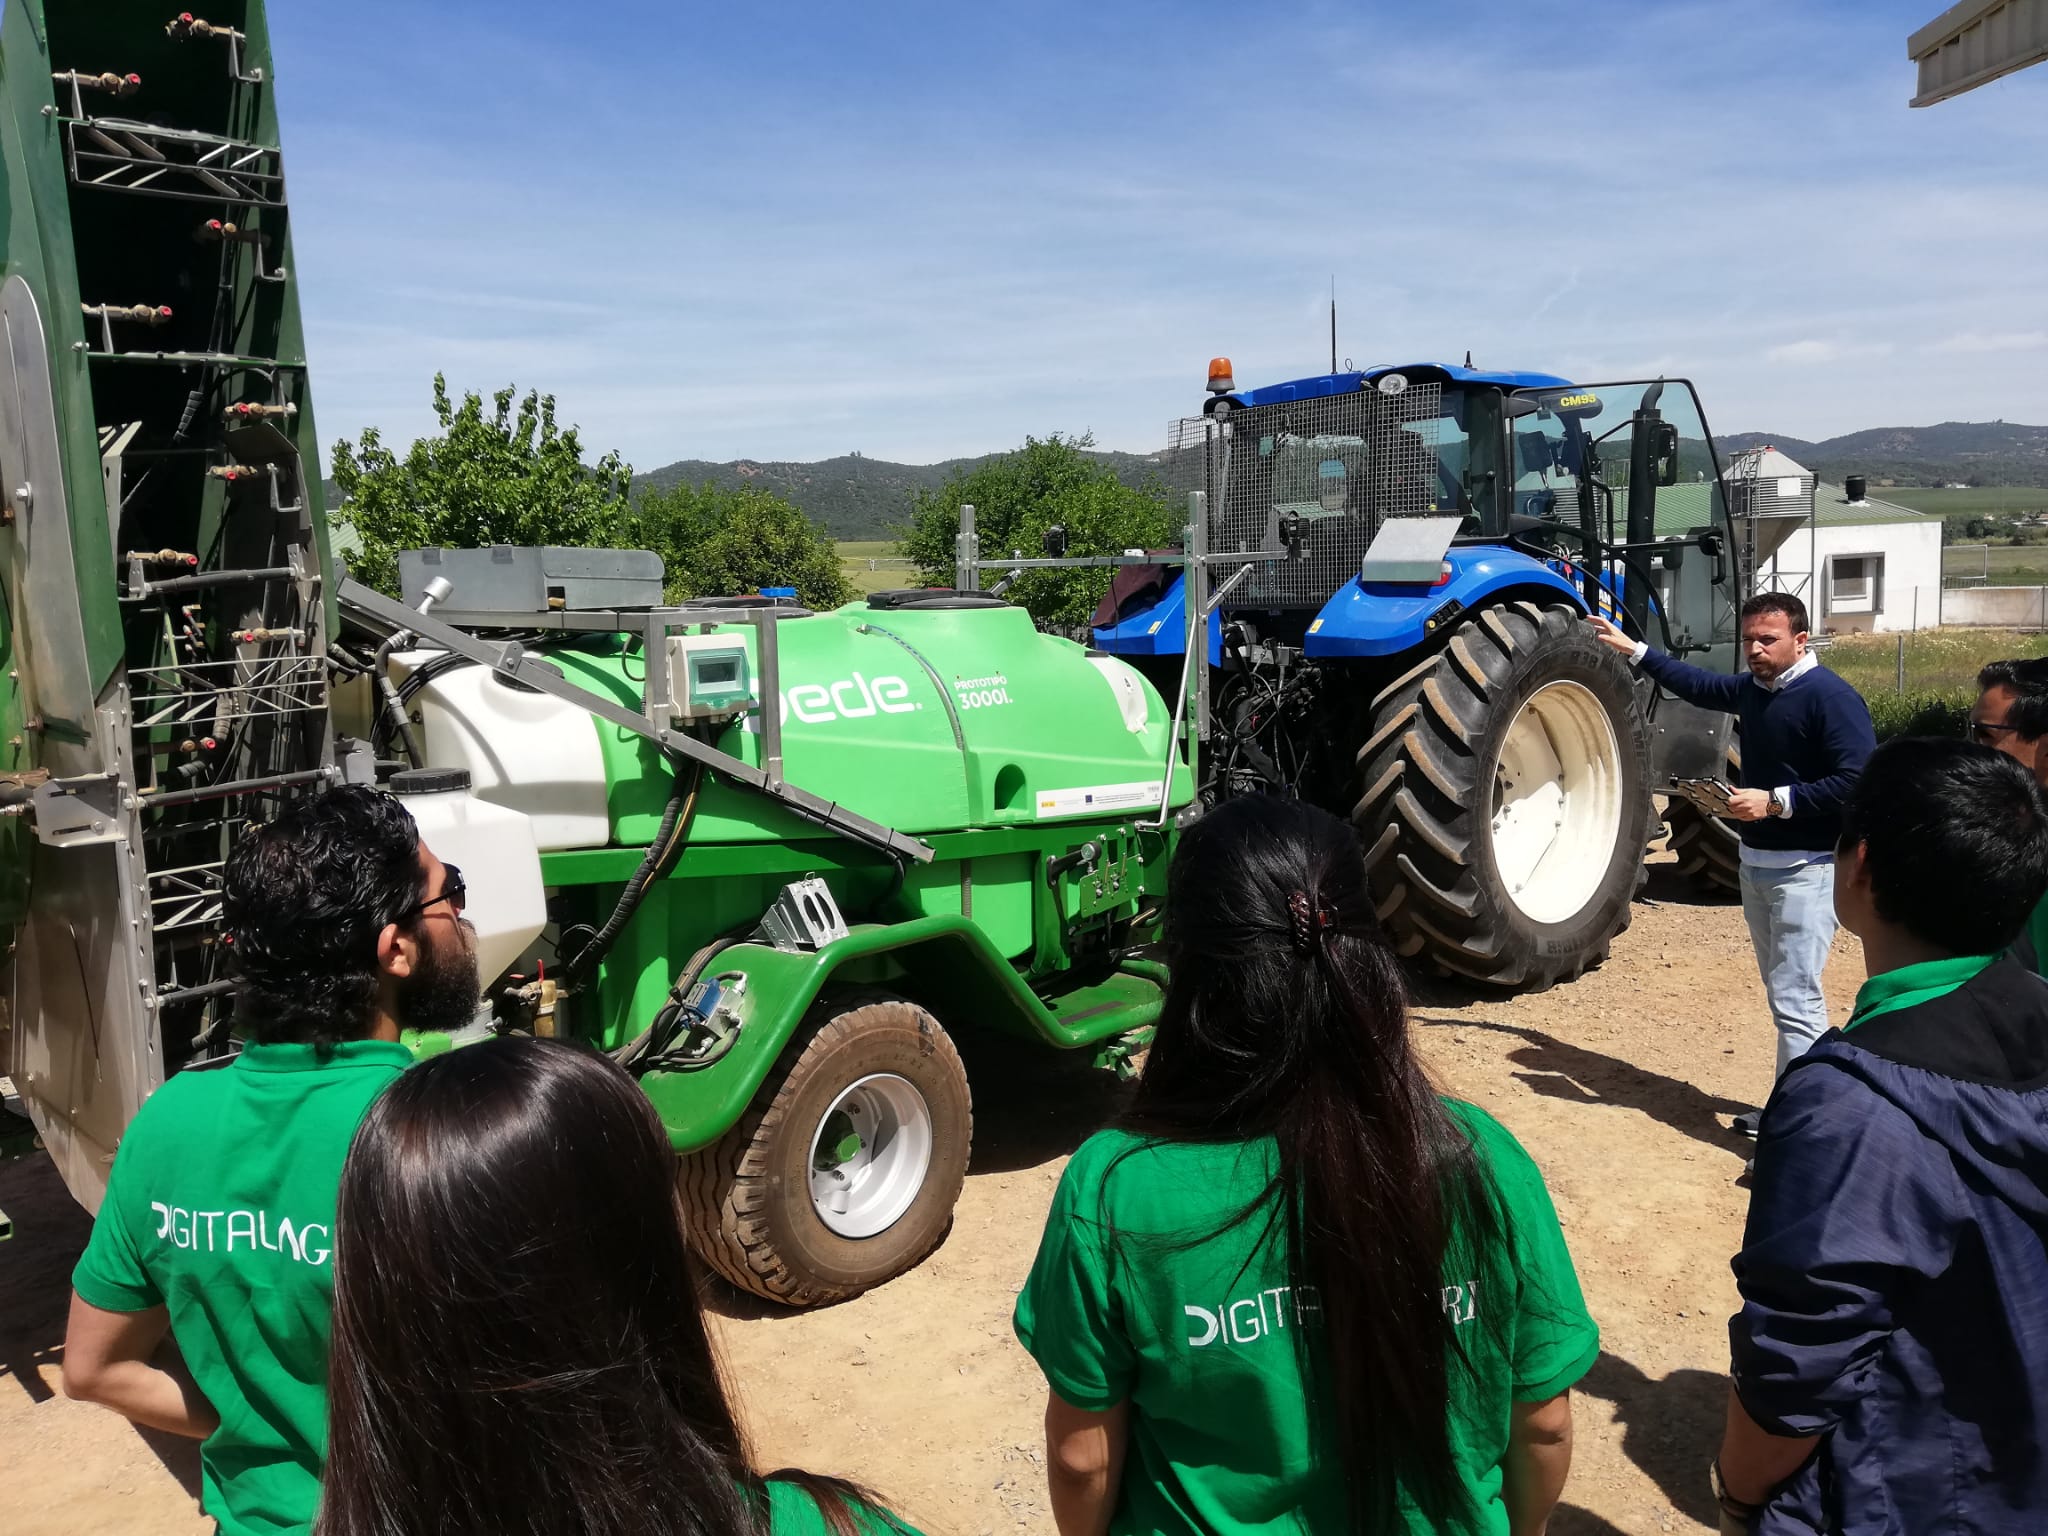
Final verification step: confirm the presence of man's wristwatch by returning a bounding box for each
[1767,788,1791,819]
[1710,1459,1764,1532]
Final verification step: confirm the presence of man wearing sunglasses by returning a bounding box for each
[62,786,478,1536]
[1973,657,2048,975]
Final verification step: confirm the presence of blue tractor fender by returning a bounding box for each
[1303,546,1589,659]
[1091,572,1221,663]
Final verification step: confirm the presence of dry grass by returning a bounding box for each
[1822,628,2048,738]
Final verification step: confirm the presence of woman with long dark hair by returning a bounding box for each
[317,1035,915,1536]
[1015,796,1598,1534]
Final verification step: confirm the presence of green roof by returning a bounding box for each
[1811,483,1940,527]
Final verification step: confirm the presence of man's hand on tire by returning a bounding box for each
[1586,615,1638,656]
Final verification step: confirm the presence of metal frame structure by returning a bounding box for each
[336,578,935,867]
[1910,0,2048,104]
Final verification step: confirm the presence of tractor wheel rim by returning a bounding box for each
[806,1073,934,1239]
[1489,680,1623,925]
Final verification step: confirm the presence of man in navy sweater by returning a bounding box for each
[1591,593,1875,1131]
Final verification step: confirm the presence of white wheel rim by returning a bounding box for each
[806,1073,933,1239]
[1488,681,1623,925]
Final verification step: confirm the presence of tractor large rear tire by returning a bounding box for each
[1354,601,1651,990]
[680,994,972,1307]
[1664,746,1742,897]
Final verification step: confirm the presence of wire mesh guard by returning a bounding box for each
[128,653,326,732]
[1162,380,1447,609]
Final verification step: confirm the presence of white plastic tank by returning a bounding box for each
[390,768,549,987]
[394,653,613,851]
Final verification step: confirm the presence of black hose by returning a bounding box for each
[371,629,423,767]
[367,636,556,760]
[562,760,702,990]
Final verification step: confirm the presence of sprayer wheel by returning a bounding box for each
[680,993,971,1308]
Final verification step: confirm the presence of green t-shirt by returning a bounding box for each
[1013,1103,1599,1536]
[72,1039,411,1536]
[762,1478,921,1534]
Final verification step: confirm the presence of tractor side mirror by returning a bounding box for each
[1042,524,1068,558]
[1653,421,1681,486]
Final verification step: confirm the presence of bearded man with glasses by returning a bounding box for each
[1972,657,2048,974]
[61,786,478,1536]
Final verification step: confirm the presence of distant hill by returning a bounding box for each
[634,449,1164,540]
[1717,421,2048,489]
[330,421,2048,546]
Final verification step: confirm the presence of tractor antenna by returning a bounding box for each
[1330,276,1338,374]
[1464,348,1474,369]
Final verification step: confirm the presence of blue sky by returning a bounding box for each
[272,1,2048,471]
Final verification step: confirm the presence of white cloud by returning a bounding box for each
[1764,340,1895,366]
[1927,330,2048,355]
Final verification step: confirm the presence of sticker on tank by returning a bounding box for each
[952,672,1013,709]
[1035,781,1161,819]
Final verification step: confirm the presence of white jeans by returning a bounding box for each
[1739,860,1839,1080]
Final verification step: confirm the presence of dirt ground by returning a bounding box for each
[0,849,1863,1536]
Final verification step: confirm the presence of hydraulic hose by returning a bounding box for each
[562,759,703,991]
[371,628,424,767]
[612,933,742,1070]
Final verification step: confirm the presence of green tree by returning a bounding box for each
[899,433,1176,627]
[636,483,852,609]
[330,376,633,594]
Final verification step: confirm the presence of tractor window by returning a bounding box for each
[1512,380,1741,660]
[1510,410,1584,527]
[1397,387,1504,528]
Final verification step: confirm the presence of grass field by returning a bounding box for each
[1882,486,2048,517]
[838,539,918,595]
[1827,627,2048,695]
[1942,543,2048,585]
[1824,627,2048,737]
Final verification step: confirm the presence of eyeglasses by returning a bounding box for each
[1969,719,2022,746]
[399,863,467,923]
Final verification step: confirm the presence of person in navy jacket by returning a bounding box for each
[1711,737,2048,1535]
[1591,593,1875,1141]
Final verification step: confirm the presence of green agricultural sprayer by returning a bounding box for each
[0,0,1192,1300]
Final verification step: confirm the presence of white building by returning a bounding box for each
[1739,452,1945,635]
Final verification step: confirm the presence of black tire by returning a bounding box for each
[680,993,972,1307]
[1665,747,1742,897]
[1354,601,1652,991]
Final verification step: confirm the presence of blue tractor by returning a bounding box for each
[1091,359,1746,989]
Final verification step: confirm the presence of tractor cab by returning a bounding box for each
[1161,360,1742,669]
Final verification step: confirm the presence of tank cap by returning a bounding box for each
[389,767,472,795]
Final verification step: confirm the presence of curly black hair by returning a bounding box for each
[223,787,425,1049]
